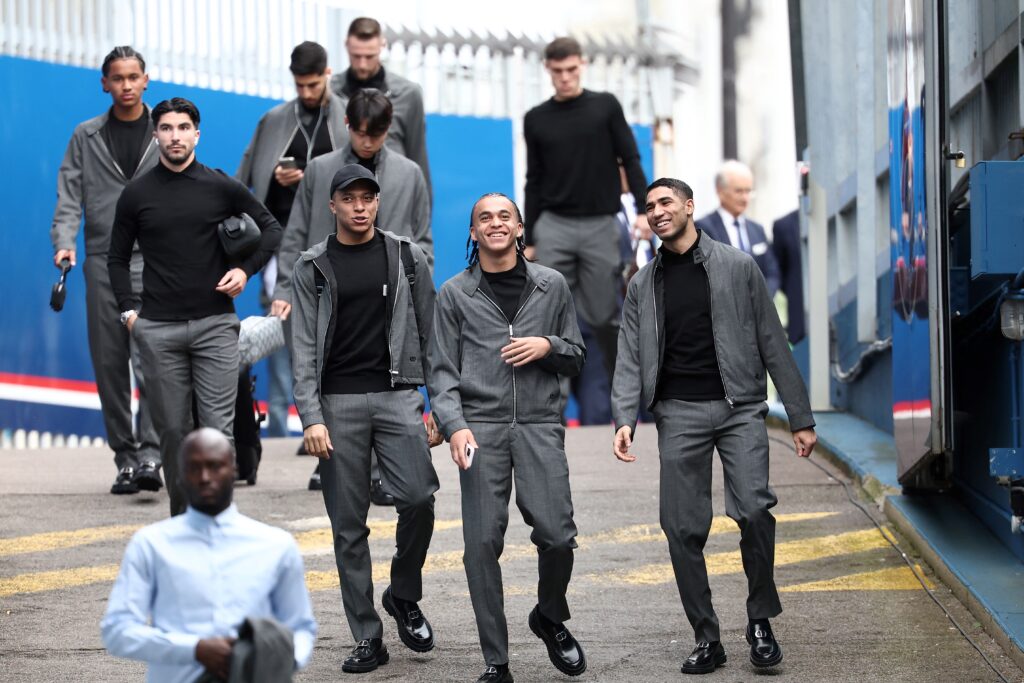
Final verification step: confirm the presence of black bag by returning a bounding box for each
[218,213,262,259]
[234,366,264,485]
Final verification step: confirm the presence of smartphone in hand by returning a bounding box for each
[465,445,476,468]
[278,156,298,170]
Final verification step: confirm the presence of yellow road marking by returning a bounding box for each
[605,527,891,586]
[295,519,463,554]
[780,564,933,592]
[580,512,838,548]
[0,525,140,558]
[0,565,121,598]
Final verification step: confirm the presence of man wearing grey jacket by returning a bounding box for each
[611,178,817,675]
[50,46,161,495]
[427,193,587,683]
[290,164,441,674]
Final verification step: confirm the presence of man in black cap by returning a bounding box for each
[289,164,441,674]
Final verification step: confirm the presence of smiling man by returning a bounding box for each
[108,97,282,516]
[427,193,587,683]
[102,429,317,682]
[50,46,162,496]
[611,178,816,675]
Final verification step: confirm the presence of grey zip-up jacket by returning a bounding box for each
[331,68,431,194]
[50,108,158,255]
[611,234,814,436]
[427,260,585,438]
[290,230,435,429]
[235,93,348,203]
[275,144,432,303]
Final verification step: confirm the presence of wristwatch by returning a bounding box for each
[120,310,138,326]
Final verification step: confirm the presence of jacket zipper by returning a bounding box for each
[386,245,398,387]
[312,260,332,396]
[701,260,734,406]
[477,284,539,426]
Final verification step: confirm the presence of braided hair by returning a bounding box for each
[101,46,146,76]
[466,192,527,268]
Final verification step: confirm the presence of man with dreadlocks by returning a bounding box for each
[427,193,587,683]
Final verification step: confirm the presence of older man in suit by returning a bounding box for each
[696,160,780,296]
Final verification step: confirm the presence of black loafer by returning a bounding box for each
[131,461,163,492]
[746,620,783,668]
[308,463,322,491]
[476,663,513,682]
[370,478,395,506]
[110,466,139,495]
[382,586,434,652]
[528,605,586,676]
[341,638,389,673]
[681,640,726,674]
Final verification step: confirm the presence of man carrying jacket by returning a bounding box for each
[290,164,441,674]
[50,46,161,495]
[236,40,347,438]
[611,178,817,674]
[427,193,587,683]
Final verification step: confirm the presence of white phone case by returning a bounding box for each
[465,445,477,468]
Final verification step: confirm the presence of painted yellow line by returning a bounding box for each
[580,512,838,548]
[780,564,934,592]
[0,525,140,558]
[295,519,463,554]
[604,527,891,586]
[0,564,121,598]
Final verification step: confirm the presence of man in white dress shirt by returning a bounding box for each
[101,428,317,682]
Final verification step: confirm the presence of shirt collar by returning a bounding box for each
[184,503,241,529]
[717,207,743,228]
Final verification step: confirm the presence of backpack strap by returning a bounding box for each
[400,241,416,287]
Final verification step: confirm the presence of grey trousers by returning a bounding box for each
[320,389,439,641]
[83,254,160,470]
[460,421,579,666]
[654,399,781,643]
[132,313,240,516]
[533,211,622,377]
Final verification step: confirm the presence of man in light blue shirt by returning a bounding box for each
[101,428,317,682]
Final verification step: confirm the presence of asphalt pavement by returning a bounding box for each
[1,425,1021,682]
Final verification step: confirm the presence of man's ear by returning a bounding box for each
[101,76,109,93]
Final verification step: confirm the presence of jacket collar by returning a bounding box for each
[460,257,551,295]
[82,104,153,136]
[654,229,714,269]
[341,143,388,168]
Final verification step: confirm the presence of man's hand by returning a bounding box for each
[501,337,551,367]
[449,428,477,471]
[54,249,76,269]
[304,424,333,459]
[633,213,653,241]
[196,636,235,681]
[425,413,443,448]
[274,165,304,187]
[215,268,248,298]
[270,299,291,320]
[613,426,636,462]
[125,312,138,333]
[793,428,817,458]
[523,246,536,261]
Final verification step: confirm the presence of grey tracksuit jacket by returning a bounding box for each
[611,234,814,435]
[50,108,159,255]
[330,69,431,194]
[274,144,432,303]
[235,93,348,203]
[427,260,586,438]
[290,231,435,429]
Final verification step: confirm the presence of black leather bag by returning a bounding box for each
[218,213,262,259]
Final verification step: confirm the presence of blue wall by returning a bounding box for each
[0,55,651,438]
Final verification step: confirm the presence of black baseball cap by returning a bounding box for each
[329,164,380,196]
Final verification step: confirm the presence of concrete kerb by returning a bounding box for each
[766,410,1024,673]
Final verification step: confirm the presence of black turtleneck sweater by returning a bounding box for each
[344,66,387,95]
[657,234,725,402]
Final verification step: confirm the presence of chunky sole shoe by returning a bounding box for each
[746,631,783,668]
[382,588,434,653]
[341,648,389,673]
[681,647,726,674]
[132,469,163,492]
[110,471,139,495]
[528,608,587,676]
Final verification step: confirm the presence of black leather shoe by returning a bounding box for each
[131,461,163,492]
[476,663,513,682]
[341,638,389,673]
[308,463,322,491]
[528,605,586,676]
[110,467,139,495]
[370,478,395,506]
[746,620,783,668]
[681,640,726,674]
[382,586,434,652]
